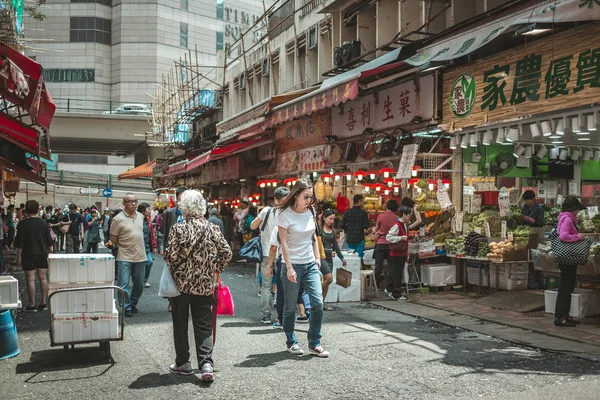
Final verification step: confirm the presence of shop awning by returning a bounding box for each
[164,160,188,176]
[186,137,272,173]
[269,47,413,127]
[118,159,157,180]
[0,111,42,155]
[216,88,316,137]
[0,156,45,185]
[0,42,56,130]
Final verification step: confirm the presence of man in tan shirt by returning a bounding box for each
[110,193,147,317]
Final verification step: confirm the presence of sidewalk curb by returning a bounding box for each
[370,299,600,362]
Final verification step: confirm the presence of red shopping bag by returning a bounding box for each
[216,282,234,316]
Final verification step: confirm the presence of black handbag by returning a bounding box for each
[550,219,591,266]
[238,208,272,263]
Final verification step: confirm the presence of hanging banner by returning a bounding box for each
[407,0,600,68]
[442,24,600,131]
[275,145,326,174]
[274,112,329,153]
[270,80,359,126]
[199,156,240,184]
[331,75,435,138]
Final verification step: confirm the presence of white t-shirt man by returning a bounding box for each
[269,226,281,256]
[276,208,316,265]
[257,206,278,256]
[235,207,248,232]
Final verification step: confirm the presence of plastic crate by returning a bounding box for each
[420,264,456,287]
[51,305,120,344]
[49,283,115,314]
[467,266,489,287]
[489,263,529,290]
[48,254,115,285]
[0,276,20,309]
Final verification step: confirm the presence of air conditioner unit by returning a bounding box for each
[334,47,344,66]
[307,24,318,50]
[239,72,246,90]
[261,58,270,77]
[341,41,361,64]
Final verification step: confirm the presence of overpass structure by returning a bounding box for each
[49,111,166,160]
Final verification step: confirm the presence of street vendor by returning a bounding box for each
[522,190,544,227]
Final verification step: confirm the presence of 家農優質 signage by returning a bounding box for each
[443,25,600,130]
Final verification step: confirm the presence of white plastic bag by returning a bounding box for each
[158,265,181,297]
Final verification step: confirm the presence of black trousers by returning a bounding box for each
[374,244,391,286]
[387,255,407,299]
[276,257,284,322]
[555,265,578,320]
[171,293,214,368]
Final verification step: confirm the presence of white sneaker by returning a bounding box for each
[287,344,304,355]
[397,295,408,301]
[144,282,151,288]
[169,362,193,375]
[309,346,330,358]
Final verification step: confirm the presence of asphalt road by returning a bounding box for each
[2,253,600,399]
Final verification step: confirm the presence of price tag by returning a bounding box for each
[471,194,482,214]
[484,222,491,238]
[569,181,580,196]
[509,187,520,205]
[507,232,514,241]
[455,211,464,233]
[498,194,511,218]
[588,206,599,219]
[557,194,564,205]
[474,227,482,234]
[419,227,425,237]
[501,221,507,239]
[547,181,558,199]
[463,186,476,196]
[537,182,547,198]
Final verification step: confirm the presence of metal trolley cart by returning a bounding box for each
[48,285,125,363]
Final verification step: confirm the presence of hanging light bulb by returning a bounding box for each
[555,118,565,136]
[482,130,492,146]
[380,168,394,178]
[354,170,366,181]
[384,189,390,195]
[346,172,352,181]
[460,135,468,148]
[549,147,559,160]
[384,178,394,187]
[333,172,343,181]
[496,128,505,144]
[588,114,598,131]
[594,150,600,162]
[513,144,525,158]
[530,122,541,138]
[559,148,568,161]
[524,146,533,159]
[259,181,266,188]
[583,149,592,161]
[367,170,378,180]
[541,121,552,137]
[444,183,450,189]
[506,127,519,142]
[469,133,478,147]
[536,145,547,159]
[312,171,318,177]
[428,183,434,191]
[393,186,400,194]
[364,184,371,193]
[266,181,272,187]
[449,136,457,149]
[571,148,581,161]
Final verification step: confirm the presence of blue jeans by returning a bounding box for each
[144,251,154,283]
[281,261,323,348]
[117,261,146,311]
[346,240,365,258]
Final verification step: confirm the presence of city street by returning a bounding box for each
[2,254,600,399]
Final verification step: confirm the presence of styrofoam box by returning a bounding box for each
[324,284,339,304]
[52,305,120,344]
[420,264,457,287]
[335,251,361,302]
[544,289,600,318]
[0,276,19,309]
[49,283,115,314]
[49,254,115,284]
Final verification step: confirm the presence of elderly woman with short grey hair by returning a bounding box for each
[165,189,232,382]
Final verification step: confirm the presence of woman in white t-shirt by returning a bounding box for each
[276,179,328,358]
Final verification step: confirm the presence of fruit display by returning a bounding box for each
[154,199,167,210]
[578,211,596,233]
[444,236,465,256]
[511,225,530,246]
[486,239,526,261]
[415,179,429,190]
[465,231,485,256]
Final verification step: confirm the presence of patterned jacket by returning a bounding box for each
[165,217,232,296]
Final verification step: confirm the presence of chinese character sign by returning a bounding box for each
[274,112,329,153]
[443,25,600,130]
[331,75,435,138]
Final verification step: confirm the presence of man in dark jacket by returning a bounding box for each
[159,186,188,254]
[341,194,370,258]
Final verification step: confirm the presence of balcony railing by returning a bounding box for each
[53,97,153,114]
[299,0,322,18]
[268,0,294,38]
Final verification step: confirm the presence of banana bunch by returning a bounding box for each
[416,179,428,190]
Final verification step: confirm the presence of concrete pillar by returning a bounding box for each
[357,4,377,61]
[376,0,399,57]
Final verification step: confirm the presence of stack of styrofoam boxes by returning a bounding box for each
[466,262,490,287]
[48,254,120,344]
[489,262,529,290]
[545,288,600,318]
[420,264,457,287]
[0,276,21,309]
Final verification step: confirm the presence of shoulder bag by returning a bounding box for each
[309,207,327,260]
[388,222,408,252]
[551,219,591,266]
[238,207,272,263]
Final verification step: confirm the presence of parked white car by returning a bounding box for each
[102,104,150,115]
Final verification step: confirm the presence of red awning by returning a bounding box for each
[0,42,56,130]
[118,160,157,180]
[165,162,187,176]
[0,111,41,154]
[0,157,45,185]
[186,153,210,172]
[268,79,359,127]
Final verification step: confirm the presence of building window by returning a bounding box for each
[70,17,111,45]
[45,69,95,83]
[216,32,224,51]
[216,0,224,20]
[180,0,188,10]
[70,0,112,6]
[180,22,188,48]
[58,155,108,164]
